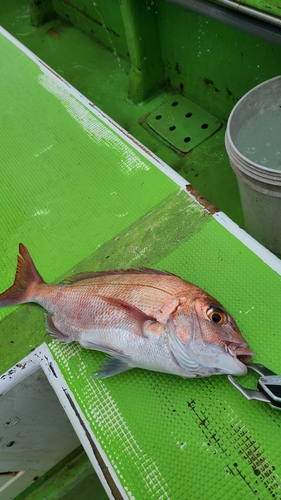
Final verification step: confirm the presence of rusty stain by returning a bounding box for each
[48,28,63,39]
[64,390,123,500]
[186,185,219,215]
[186,399,229,455]
[234,465,257,494]
[63,0,120,37]
[203,77,219,93]
[204,77,214,86]
[16,363,26,369]
[175,63,182,75]
[199,418,208,427]
[138,112,150,124]
[186,398,196,410]
[40,61,71,87]
[241,444,279,496]
[186,389,278,500]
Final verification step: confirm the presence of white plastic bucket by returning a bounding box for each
[225,76,281,254]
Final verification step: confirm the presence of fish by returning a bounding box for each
[0,244,254,379]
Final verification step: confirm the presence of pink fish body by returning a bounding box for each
[0,244,254,378]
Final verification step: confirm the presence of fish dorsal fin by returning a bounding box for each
[60,267,178,285]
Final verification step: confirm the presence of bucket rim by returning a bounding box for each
[225,75,281,177]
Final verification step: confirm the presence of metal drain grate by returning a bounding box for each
[146,95,221,153]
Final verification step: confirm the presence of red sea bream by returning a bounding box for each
[0,244,254,378]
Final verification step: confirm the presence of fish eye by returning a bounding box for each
[206,307,226,325]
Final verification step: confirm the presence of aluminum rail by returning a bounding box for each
[164,0,281,46]
[216,0,281,28]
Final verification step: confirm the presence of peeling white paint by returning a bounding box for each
[244,306,255,315]
[32,209,50,217]
[34,143,53,157]
[115,212,129,218]
[37,73,150,177]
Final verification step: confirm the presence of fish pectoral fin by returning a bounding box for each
[45,314,73,343]
[93,357,132,379]
[97,294,155,337]
[167,319,201,374]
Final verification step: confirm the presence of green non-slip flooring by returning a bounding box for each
[0,0,244,228]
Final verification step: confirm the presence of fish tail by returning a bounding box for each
[0,244,44,307]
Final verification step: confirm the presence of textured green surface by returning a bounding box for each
[4,0,280,230]
[2,0,281,231]
[1,15,281,500]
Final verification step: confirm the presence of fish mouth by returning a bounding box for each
[226,342,254,364]
[213,342,255,376]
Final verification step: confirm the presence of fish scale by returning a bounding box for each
[62,274,200,318]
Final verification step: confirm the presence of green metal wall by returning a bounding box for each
[30,0,281,117]
[51,0,129,60]
[157,2,281,119]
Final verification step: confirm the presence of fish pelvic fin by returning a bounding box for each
[0,244,44,307]
[93,356,132,379]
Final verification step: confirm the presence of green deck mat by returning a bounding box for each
[49,219,281,500]
[1,28,281,500]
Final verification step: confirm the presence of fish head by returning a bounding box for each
[171,294,254,377]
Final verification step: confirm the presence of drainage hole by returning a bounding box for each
[172,101,178,107]
[33,476,39,481]
[184,137,191,143]
[201,123,209,129]
[185,112,192,118]
[155,115,162,120]
[169,125,176,131]
[6,441,15,447]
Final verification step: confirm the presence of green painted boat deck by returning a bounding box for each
[1,2,281,499]
[1,0,281,232]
